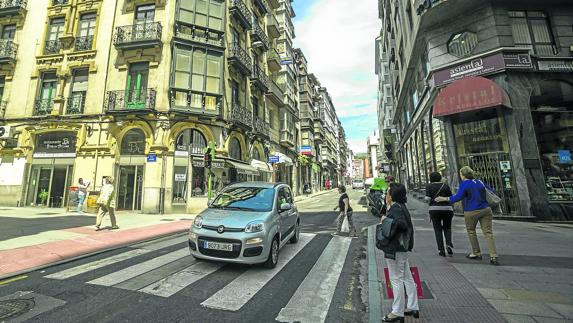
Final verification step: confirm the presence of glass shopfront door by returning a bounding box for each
[26,165,74,207]
[117,165,143,210]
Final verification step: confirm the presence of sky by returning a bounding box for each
[292,0,380,154]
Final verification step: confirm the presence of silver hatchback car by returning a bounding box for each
[188,182,300,268]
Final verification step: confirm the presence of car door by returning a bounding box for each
[276,187,291,240]
[284,187,297,234]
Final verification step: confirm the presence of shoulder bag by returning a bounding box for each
[479,180,502,207]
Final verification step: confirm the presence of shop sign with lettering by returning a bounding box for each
[503,52,533,69]
[34,131,77,158]
[433,53,506,87]
[537,59,573,72]
[192,159,224,168]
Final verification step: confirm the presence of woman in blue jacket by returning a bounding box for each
[435,166,499,265]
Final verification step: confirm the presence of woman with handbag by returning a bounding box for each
[426,172,454,257]
[380,183,419,322]
[435,166,499,265]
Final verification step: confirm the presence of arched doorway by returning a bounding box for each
[173,129,208,210]
[117,128,146,210]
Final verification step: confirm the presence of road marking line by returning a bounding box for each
[46,236,186,280]
[275,235,352,323]
[139,261,223,298]
[87,248,189,286]
[201,233,316,311]
[0,275,27,286]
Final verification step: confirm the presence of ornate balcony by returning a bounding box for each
[229,103,253,129]
[251,18,269,51]
[44,40,62,55]
[51,0,68,5]
[253,0,269,15]
[169,88,221,116]
[0,0,26,17]
[267,0,279,10]
[228,43,252,75]
[34,99,54,116]
[229,0,252,30]
[174,22,224,48]
[74,35,94,51]
[105,88,156,113]
[0,40,17,64]
[267,48,281,72]
[253,115,270,138]
[251,65,269,93]
[66,93,85,114]
[266,13,280,39]
[113,22,162,50]
[266,78,284,106]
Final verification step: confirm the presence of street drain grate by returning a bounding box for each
[0,298,36,320]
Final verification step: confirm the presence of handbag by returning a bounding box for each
[375,217,396,249]
[432,183,445,202]
[479,180,502,207]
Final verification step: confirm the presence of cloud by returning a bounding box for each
[294,0,379,153]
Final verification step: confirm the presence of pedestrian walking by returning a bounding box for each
[435,166,499,265]
[95,176,119,231]
[333,185,357,237]
[425,172,454,257]
[76,178,90,214]
[381,183,419,322]
[326,179,331,190]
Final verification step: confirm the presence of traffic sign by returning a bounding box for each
[147,153,157,162]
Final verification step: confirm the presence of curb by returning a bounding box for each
[294,189,333,202]
[367,225,382,323]
[0,230,188,282]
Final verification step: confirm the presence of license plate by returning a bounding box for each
[204,241,233,251]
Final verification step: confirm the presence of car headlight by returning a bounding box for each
[193,216,203,229]
[244,220,264,233]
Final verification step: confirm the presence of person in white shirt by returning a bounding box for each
[77,178,90,214]
[95,176,119,231]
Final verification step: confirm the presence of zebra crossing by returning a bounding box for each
[42,232,357,323]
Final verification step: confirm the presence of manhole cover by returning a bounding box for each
[0,298,35,320]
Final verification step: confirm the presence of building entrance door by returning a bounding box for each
[117,165,143,210]
[26,165,74,207]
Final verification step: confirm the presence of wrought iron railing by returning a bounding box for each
[113,22,162,46]
[104,88,156,112]
[52,0,68,5]
[251,65,270,91]
[229,0,252,29]
[174,22,224,48]
[228,43,253,74]
[0,40,17,60]
[229,103,253,128]
[66,93,85,114]
[254,0,269,14]
[34,99,54,116]
[74,35,94,51]
[253,115,269,137]
[251,18,269,50]
[44,40,62,55]
[0,0,26,11]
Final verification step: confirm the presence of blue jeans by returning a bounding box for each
[77,193,86,212]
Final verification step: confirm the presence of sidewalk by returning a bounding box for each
[294,188,333,202]
[0,207,195,279]
[369,195,573,322]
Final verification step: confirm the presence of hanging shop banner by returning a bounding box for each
[559,150,572,164]
[192,158,224,169]
[33,131,77,158]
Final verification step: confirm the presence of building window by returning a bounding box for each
[121,129,146,155]
[229,138,242,160]
[1,24,16,40]
[509,11,556,56]
[126,62,149,109]
[253,147,262,161]
[68,69,88,114]
[252,96,259,118]
[447,31,478,57]
[45,17,65,54]
[175,128,207,155]
[231,80,240,105]
[172,45,222,111]
[0,77,4,102]
[135,4,155,22]
[35,72,58,115]
[76,13,96,51]
[178,0,224,31]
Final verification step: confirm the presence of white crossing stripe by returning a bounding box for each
[87,248,189,286]
[201,233,316,311]
[275,236,352,323]
[139,261,223,298]
[46,237,186,280]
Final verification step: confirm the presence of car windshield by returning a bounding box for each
[210,187,274,212]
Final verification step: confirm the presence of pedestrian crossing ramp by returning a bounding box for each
[43,233,355,322]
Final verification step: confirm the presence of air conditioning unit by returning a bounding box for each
[0,126,13,139]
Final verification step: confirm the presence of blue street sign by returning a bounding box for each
[559,150,571,164]
[269,156,279,163]
[147,153,157,162]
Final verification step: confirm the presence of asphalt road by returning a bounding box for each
[0,188,380,323]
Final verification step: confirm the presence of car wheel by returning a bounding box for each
[289,221,300,244]
[264,237,279,269]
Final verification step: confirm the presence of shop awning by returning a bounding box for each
[433,76,512,118]
[274,152,294,166]
[251,159,273,173]
[226,160,260,176]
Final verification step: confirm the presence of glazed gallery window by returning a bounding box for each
[178,0,224,31]
[447,31,478,57]
[172,45,222,111]
[121,129,146,155]
[509,11,556,56]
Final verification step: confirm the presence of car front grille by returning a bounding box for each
[198,236,242,259]
[202,225,245,233]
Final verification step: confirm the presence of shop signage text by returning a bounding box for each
[269,156,280,163]
[192,159,224,168]
[559,150,571,164]
[147,153,157,162]
[34,131,77,158]
[537,59,573,72]
[174,173,186,182]
[300,146,312,155]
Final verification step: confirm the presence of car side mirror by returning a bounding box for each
[280,203,292,212]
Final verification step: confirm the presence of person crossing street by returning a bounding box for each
[333,185,357,238]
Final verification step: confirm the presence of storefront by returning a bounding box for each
[25,131,77,208]
[116,128,146,211]
[273,151,293,186]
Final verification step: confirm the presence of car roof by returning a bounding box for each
[226,181,287,189]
